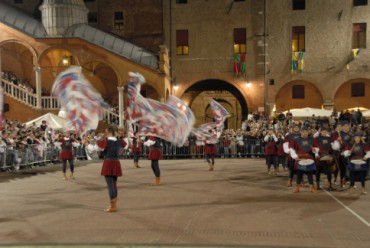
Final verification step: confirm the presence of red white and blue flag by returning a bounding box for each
[51,66,107,133]
[127,72,195,146]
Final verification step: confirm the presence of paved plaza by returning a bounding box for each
[1,158,370,248]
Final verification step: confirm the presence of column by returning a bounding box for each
[117,86,125,128]
[35,65,42,109]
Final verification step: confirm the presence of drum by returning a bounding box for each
[298,159,316,172]
[320,155,333,161]
[349,159,367,171]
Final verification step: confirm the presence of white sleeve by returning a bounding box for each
[283,142,290,154]
[313,131,319,138]
[272,135,278,142]
[264,135,269,142]
[331,140,340,150]
[290,148,298,159]
[343,150,351,157]
[144,139,155,147]
[364,151,370,159]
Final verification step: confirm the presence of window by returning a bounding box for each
[176,30,189,55]
[293,0,305,10]
[292,85,305,99]
[88,12,98,24]
[176,0,187,4]
[84,0,95,2]
[233,28,246,53]
[353,23,366,49]
[353,0,368,6]
[234,0,246,2]
[114,12,124,30]
[292,26,305,52]
[351,82,365,97]
[14,0,23,3]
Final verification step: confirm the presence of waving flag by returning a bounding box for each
[51,66,107,133]
[191,99,228,143]
[127,72,195,146]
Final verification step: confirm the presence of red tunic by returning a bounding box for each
[147,137,163,160]
[97,138,126,176]
[204,144,217,155]
[59,138,75,160]
[131,138,142,152]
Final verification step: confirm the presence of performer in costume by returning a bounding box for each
[204,129,221,171]
[144,136,163,186]
[313,127,335,190]
[330,122,342,185]
[283,124,301,187]
[275,132,287,172]
[264,128,278,175]
[343,132,370,194]
[131,132,142,168]
[59,131,77,180]
[290,126,316,193]
[337,121,353,188]
[97,126,126,212]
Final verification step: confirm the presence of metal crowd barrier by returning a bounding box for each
[0,138,265,172]
[0,143,88,172]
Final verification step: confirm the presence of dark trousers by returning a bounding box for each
[349,171,366,187]
[339,155,349,180]
[288,159,297,180]
[316,163,332,184]
[133,152,140,162]
[266,155,276,168]
[151,160,160,177]
[297,170,314,185]
[206,154,215,165]
[105,176,118,200]
[62,159,74,173]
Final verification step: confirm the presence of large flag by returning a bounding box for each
[51,66,107,133]
[291,51,304,74]
[234,53,246,76]
[127,72,195,146]
[191,99,229,143]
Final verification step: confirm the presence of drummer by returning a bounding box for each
[330,122,343,186]
[313,127,335,191]
[289,126,316,193]
[343,132,370,194]
[283,123,302,187]
[338,121,354,188]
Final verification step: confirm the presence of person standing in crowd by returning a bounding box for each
[264,128,278,175]
[97,126,126,212]
[283,124,301,187]
[131,132,142,168]
[144,136,163,186]
[290,126,316,193]
[313,127,335,191]
[330,122,343,185]
[344,132,370,194]
[59,131,77,180]
[40,120,48,131]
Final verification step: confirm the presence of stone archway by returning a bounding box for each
[182,79,248,130]
[334,78,370,111]
[275,80,323,112]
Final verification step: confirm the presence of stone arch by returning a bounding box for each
[0,39,38,83]
[275,80,323,112]
[81,60,121,106]
[334,78,370,111]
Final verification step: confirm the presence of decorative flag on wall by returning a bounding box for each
[51,66,107,133]
[291,51,304,74]
[234,53,246,76]
[126,72,195,146]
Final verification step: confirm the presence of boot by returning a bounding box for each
[70,172,75,180]
[134,162,141,168]
[63,173,67,180]
[208,162,213,171]
[274,168,278,175]
[361,187,367,194]
[309,185,317,193]
[287,179,293,187]
[351,187,356,193]
[315,182,321,190]
[104,198,117,212]
[152,177,160,186]
[293,184,300,193]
